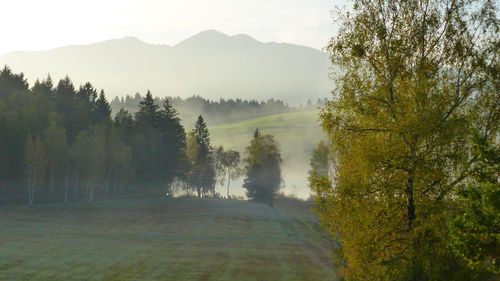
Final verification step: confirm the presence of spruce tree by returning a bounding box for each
[132,91,162,195]
[135,90,159,125]
[0,66,29,101]
[158,100,187,185]
[74,82,98,132]
[54,76,77,140]
[95,90,111,123]
[114,108,134,144]
[190,116,215,197]
[32,75,54,101]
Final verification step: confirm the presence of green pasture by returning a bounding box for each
[0,198,338,281]
[209,111,324,197]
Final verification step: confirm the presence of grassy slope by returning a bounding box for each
[209,111,324,198]
[0,198,337,281]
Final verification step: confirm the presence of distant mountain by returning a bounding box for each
[0,30,332,104]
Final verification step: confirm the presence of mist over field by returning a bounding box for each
[110,95,325,199]
[2,0,492,279]
[209,111,324,199]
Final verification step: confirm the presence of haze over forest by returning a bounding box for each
[0,30,331,105]
[1,0,498,280]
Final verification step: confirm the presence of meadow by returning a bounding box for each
[0,198,338,281]
[210,111,324,198]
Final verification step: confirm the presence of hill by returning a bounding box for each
[0,198,338,281]
[0,30,331,104]
[209,111,324,198]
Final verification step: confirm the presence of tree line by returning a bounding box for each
[0,67,282,205]
[309,0,499,280]
[110,93,325,126]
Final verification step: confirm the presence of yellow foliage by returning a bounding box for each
[312,0,498,280]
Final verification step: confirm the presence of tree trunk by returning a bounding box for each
[31,168,37,206]
[227,169,231,199]
[64,183,68,205]
[49,167,55,202]
[32,189,35,205]
[117,179,123,199]
[74,167,79,203]
[104,168,111,199]
[406,171,416,230]
[112,180,117,199]
[89,178,95,203]
[27,171,32,205]
[64,161,69,205]
[89,189,94,203]
[29,188,34,206]
[28,185,32,206]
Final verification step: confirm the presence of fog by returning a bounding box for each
[0,30,331,105]
[0,1,340,280]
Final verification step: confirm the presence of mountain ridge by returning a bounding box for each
[0,30,332,104]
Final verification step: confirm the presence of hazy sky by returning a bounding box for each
[0,0,347,56]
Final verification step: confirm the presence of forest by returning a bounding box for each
[0,67,282,205]
[110,93,323,126]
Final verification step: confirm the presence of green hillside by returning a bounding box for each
[209,111,324,198]
[0,198,338,281]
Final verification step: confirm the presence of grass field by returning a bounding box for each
[210,111,324,198]
[0,198,338,281]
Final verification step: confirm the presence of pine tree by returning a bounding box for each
[76,82,97,106]
[114,108,133,128]
[95,90,111,123]
[135,90,159,125]
[186,132,200,197]
[32,74,54,101]
[158,99,187,186]
[114,108,134,144]
[73,82,98,132]
[132,91,162,195]
[0,65,29,101]
[189,116,215,197]
[54,76,77,140]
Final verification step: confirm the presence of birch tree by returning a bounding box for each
[24,135,46,206]
[313,0,499,280]
[214,146,242,198]
[75,125,106,203]
[44,112,67,202]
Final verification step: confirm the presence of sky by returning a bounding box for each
[0,0,346,56]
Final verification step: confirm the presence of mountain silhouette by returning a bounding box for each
[0,30,331,103]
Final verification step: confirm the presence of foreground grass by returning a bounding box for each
[0,198,337,281]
